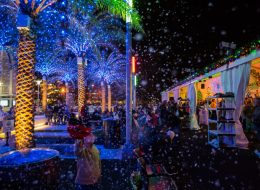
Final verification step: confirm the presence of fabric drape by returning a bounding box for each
[188,83,200,130]
[174,88,179,101]
[221,63,251,149]
[161,92,168,102]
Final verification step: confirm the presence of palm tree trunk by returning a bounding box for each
[108,84,112,112]
[65,82,70,109]
[42,75,47,113]
[77,57,85,115]
[101,81,106,113]
[15,28,35,149]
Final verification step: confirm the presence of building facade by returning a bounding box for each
[0,48,16,111]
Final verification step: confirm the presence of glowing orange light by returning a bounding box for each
[252,58,260,65]
[132,56,136,73]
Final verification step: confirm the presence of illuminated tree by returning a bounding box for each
[64,9,121,114]
[0,0,57,149]
[87,47,125,112]
[36,49,63,112]
[52,57,77,108]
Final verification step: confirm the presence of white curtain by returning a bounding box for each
[188,83,200,130]
[221,63,251,149]
[161,92,168,102]
[174,88,179,101]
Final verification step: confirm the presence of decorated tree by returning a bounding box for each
[52,56,78,108]
[87,47,125,112]
[64,8,126,114]
[36,48,63,112]
[0,0,58,149]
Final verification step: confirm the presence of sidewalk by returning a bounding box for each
[36,144,123,160]
[0,115,48,138]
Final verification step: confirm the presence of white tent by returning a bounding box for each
[162,50,260,148]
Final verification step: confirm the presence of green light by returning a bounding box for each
[251,50,257,55]
[134,75,137,86]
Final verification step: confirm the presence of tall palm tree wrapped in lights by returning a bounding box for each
[36,49,63,112]
[0,0,57,149]
[64,9,124,115]
[87,47,125,112]
[51,57,78,109]
[64,14,90,115]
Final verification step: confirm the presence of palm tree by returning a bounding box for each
[36,48,63,112]
[0,0,57,149]
[64,9,125,114]
[52,57,77,109]
[87,47,125,112]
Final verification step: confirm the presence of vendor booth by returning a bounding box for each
[162,50,260,149]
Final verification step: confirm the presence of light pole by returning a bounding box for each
[36,80,41,113]
[123,0,134,158]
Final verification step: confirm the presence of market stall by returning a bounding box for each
[162,51,260,148]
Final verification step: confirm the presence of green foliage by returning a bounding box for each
[197,90,202,102]
[70,0,143,32]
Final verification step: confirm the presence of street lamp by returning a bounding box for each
[123,0,134,157]
[36,80,41,112]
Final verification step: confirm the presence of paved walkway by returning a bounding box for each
[0,123,122,160]
[34,124,67,132]
[37,144,122,160]
[34,124,70,138]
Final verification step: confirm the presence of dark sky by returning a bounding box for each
[133,0,260,102]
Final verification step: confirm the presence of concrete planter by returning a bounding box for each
[0,148,60,189]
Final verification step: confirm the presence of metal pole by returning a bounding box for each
[133,74,136,110]
[37,84,40,108]
[125,0,133,146]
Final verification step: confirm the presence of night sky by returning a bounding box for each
[134,0,260,102]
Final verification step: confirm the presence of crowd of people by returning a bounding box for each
[45,102,70,125]
[0,106,15,146]
[0,96,259,189]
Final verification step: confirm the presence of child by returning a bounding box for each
[75,129,101,190]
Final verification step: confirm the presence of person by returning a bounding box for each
[81,103,89,121]
[0,106,5,131]
[2,113,14,146]
[53,103,60,124]
[75,129,101,190]
[159,101,168,126]
[168,97,177,116]
[45,105,53,125]
[132,110,140,146]
[8,106,15,118]
[210,99,217,108]
[242,98,254,131]
[252,98,260,157]
[209,99,217,120]
[151,110,159,127]
[69,113,81,126]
